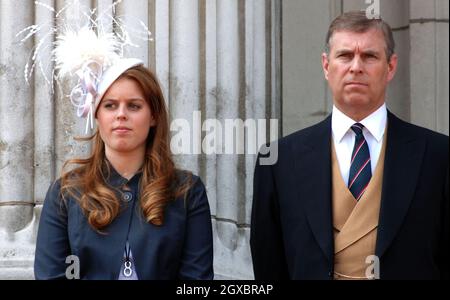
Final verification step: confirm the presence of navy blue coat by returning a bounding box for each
[251,111,449,279]
[34,167,214,280]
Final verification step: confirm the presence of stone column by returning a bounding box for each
[0,0,36,280]
[54,0,93,174]
[410,0,449,135]
[282,0,340,136]
[169,0,201,175]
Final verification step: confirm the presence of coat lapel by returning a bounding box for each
[375,112,426,257]
[292,116,334,264]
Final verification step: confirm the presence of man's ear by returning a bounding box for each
[322,53,330,81]
[387,53,398,83]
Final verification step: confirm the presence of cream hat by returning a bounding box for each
[17,1,152,135]
[51,27,145,134]
[95,58,143,113]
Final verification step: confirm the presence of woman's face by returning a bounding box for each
[96,77,155,156]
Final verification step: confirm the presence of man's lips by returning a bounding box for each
[345,81,368,87]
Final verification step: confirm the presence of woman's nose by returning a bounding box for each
[116,104,128,120]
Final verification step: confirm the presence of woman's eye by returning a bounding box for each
[129,104,141,110]
[104,103,116,109]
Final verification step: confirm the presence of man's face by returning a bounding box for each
[322,29,397,120]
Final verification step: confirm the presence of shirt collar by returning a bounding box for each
[332,103,387,143]
[102,160,142,189]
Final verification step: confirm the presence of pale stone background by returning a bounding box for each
[0,0,448,279]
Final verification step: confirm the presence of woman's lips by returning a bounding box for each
[113,127,132,133]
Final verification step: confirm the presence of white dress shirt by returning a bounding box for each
[331,104,387,185]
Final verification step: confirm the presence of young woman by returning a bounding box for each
[34,60,214,280]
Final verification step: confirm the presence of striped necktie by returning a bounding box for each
[348,123,372,201]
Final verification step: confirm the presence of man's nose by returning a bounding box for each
[349,56,364,74]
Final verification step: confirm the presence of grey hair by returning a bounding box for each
[325,11,395,61]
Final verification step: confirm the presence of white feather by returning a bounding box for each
[53,27,121,78]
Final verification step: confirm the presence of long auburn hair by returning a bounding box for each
[60,65,192,230]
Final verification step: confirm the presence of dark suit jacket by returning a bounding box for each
[34,168,213,280]
[251,111,449,279]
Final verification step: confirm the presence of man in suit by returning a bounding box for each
[250,11,449,280]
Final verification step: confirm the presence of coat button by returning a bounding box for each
[122,191,133,202]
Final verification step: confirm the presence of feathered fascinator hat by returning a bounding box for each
[17,0,151,134]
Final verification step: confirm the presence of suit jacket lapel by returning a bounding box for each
[376,111,426,257]
[292,116,334,264]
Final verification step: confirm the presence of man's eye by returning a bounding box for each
[338,53,352,59]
